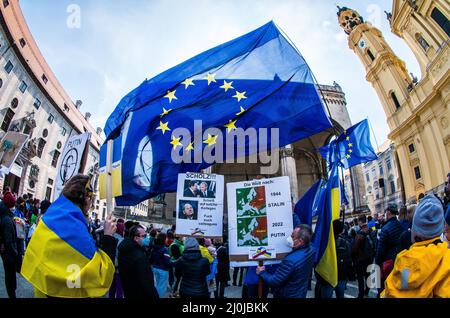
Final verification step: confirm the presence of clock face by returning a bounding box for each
[359,39,366,49]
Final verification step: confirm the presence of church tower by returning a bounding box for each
[337,3,450,204]
[337,6,413,131]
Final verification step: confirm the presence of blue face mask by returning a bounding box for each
[141,236,150,247]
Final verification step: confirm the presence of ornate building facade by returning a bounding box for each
[362,140,405,215]
[337,1,449,204]
[0,1,105,215]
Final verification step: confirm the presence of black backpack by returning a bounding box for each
[336,236,353,279]
[361,231,375,261]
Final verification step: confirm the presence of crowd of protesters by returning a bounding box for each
[1,173,449,299]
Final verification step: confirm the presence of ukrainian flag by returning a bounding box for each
[21,195,115,298]
[313,163,340,287]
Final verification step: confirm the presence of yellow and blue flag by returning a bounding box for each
[313,163,341,287]
[100,21,332,206]
[21,195,115,298]
[319,119,377,169]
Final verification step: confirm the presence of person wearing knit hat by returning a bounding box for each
[382,194,450,298]
[175,237,211,298]
[411,195,444,242]
[0,191,18,298]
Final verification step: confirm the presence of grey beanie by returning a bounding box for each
[184,237,199,251]
[411,195,444,242]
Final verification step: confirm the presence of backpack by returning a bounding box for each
[361,231,375,261]
[336,236,353,280]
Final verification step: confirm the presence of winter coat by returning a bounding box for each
[199,245,214,264]
[118,238,159,299]
[382,237,450,298]
[0,202,18,258]
[215,244,230,282]
[260,244,315,298]
[150,244,171,271]
[375,217,405,266]
[175,249,211,297]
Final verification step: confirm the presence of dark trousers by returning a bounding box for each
[168,267,174,287]
[173,271,182,293]
[108,272,124,298]
[233,267,244,286]
[355,262,370,298]
[215,276,227,298]
[244,284,269,299]
[1,253,17,299]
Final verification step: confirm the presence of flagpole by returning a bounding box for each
[340,165,346,223]
[367,116,380,153]
[106,139,114,217]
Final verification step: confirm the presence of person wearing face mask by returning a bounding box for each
[256,225,315,298]
[118,225,159,299]
[0,191,18,298]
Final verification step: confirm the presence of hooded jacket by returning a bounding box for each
[118,237,159,299]
[175,249,210,297]
[0,201,17,257]
[382,237,450,298]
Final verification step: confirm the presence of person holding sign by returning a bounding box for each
[256,225,315,298]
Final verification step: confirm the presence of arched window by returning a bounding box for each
[1,108,15,131]
[391,92,401,109]
[367,49,375,61]
[415,33,430,51]
[10,97,18,109]
[37,138,46,158]
[374,181,380,200]
[388,175,395,194]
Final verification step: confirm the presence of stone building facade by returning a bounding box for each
[0,1,105,215]
[337,1,449,204]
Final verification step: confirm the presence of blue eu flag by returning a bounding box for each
[101,21,332,206]
[319,119,377,169]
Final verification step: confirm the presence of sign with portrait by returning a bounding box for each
[53,132,90,200]
[0,131,29,177]
[227,176,293,266]
[176,172,224,238]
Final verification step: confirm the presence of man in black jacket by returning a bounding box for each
[118,225,159,299]
[0,191,18,298]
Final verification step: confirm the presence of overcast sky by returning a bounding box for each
[21,0,421,149]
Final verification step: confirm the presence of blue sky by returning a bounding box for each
[21,0,420,148]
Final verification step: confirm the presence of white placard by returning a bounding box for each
[176,172,224,238]
[227,176,293,265]
[53,132,90,200]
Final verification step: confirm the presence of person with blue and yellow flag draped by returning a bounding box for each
[21,174,117,298]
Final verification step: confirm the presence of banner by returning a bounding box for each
[53,132,90,200]
[176,172,224,238]
[227,176,293,266]
[0,131,29,177]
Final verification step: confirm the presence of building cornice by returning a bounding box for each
[0,0,102,151]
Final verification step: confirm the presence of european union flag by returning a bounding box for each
[294,179,323,226]
[101,21,332,205]
[319,119,377,169]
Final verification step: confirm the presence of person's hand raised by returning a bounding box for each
[103,213,117,236]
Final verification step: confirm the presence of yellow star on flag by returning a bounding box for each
[160,107,172,117]
[346,136,350,141]
[346,154,351,159]
[156,121,171,134]
[185,142,194,151]
[164,90,177,103]
[205,73,216,85]
[170,135,182,150]
[236,106,246,116]
[233,91,247,102]
[349,149,353,153]
[348,143,353,147]
[224,119,237,133]
[180,78,195,89]
[220,80,234,92]
[203,134,218,147]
